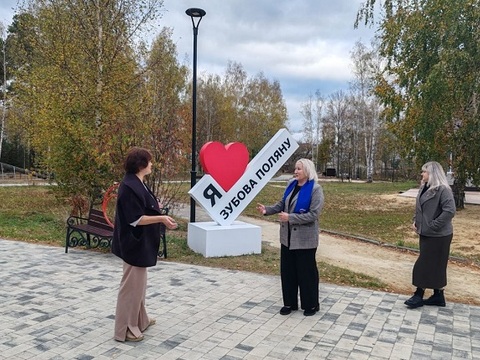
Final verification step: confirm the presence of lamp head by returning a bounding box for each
[186,8,206,18]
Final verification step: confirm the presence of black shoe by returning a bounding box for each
[280,305,298,315]
[423,290,446,307]
[404,288,424,308]
[404,294,424,308]
[303,305,319,316]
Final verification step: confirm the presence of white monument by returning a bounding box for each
[188,128,299,257]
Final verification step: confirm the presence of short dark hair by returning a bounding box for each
[124,147,152,174]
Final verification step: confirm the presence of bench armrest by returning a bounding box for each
[66,215,89,227]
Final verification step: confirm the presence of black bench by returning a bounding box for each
[65,207,169,258]
[65,208,114,253]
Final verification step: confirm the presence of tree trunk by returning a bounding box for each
[0,24,6,161]
[95,0,104,127]
[451,180,465,209]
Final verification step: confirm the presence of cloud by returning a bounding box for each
[233,39,353,81]
[0,1,17,26]
[1,0,376,135]
[158,0,375,134]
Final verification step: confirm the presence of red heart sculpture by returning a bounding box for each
[200,142,249,191]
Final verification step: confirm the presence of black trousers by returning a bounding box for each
[280,244,319,310]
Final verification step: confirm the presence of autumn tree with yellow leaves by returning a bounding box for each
[357,0,480,207]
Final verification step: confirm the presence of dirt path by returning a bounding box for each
[242,216,480,306]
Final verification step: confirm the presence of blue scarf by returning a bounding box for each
[282,179,314,214]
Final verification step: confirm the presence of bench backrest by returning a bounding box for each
[88,208,114,230]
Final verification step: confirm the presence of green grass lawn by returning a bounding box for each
[244,180,418,244]
[0,179,450,293]
[0,186,70,245]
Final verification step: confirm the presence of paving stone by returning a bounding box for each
[1,238,479,359]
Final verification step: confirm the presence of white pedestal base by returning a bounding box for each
[187,221,261,257]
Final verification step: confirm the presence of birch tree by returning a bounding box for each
[301,94,315,161]
[325,91,352,177]
[136,28,189,206]
[357,0,480,207]
[350,41,384,183]
[301,91,324,170]
[10,0,163,201]
[0,23,6,162]
[195,62,288,157]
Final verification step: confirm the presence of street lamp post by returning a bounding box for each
[186,8,206,223]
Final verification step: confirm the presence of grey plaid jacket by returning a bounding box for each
[264,180,324,250]
[414,184,455,237]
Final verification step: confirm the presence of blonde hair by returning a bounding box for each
[422,161,450,189]
[296,158,318,182]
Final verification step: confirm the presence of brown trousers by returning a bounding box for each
[114,262,150,341]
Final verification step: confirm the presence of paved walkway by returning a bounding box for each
[1,238,480,360]
[1,181,479,359]
[398,188,480,205]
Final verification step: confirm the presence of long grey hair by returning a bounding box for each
[422,161,450,189]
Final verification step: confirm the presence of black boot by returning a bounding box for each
[423,289,446,307]
[404,288,424,308]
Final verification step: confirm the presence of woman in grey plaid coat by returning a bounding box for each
[404,161,455,309]
[257,159,324,316]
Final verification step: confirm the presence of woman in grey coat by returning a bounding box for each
[404,161,456,309]
[257,159,324,316]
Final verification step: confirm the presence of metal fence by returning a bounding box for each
[0,162,51,180]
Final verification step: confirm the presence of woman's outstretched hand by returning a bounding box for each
[162,216,178,230]
[256,203,266,215]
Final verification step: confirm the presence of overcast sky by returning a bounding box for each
[0,0,377,139]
